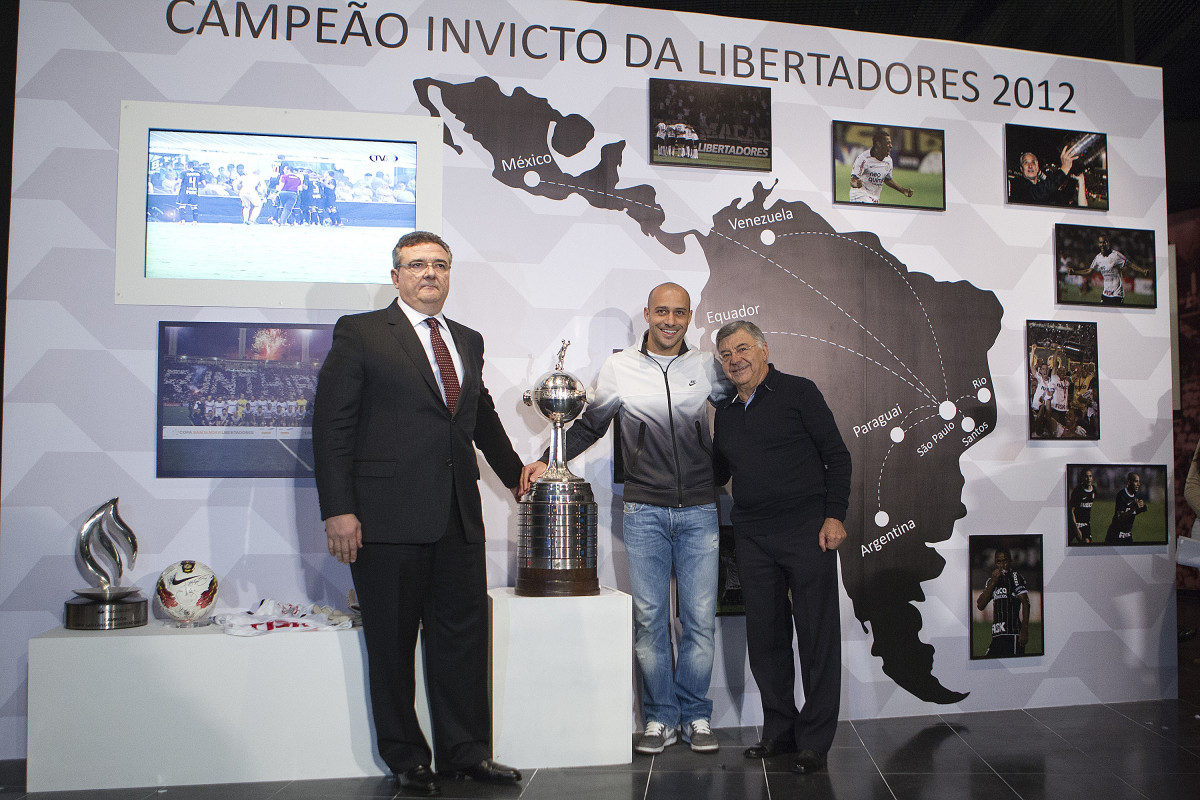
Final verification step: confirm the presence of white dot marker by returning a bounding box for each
[961,417,975,432]
[523,171,540,188]
[890,427,904,443]
[875,511,890,527]
[760,229,776,246]
[938,401,956,420]
[977,387,992,403]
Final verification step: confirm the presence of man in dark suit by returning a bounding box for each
[313,231,523,796]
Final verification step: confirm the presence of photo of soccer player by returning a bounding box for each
[1026,320,1099,441]
[1005,123,1109,209]
[648,78,771,171]
[1055,224,1157,308]
[1065,464,1169,547]
[970,535,1044,660]
[157,321,333,478]
[832,121,945,210]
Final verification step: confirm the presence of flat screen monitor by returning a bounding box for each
[115,101,443,309]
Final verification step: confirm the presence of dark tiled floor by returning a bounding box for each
[6,703,1200,800]
[6,594,1200,800]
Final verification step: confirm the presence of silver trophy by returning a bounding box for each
[517,341,599,596]
[65,498,148,629]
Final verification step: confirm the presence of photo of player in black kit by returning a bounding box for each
[1105,472,1148,544]
[970,535,1043,659]
[1066,464,1168,547]
[177,160,204,223]
[977,548,1029,657]
[1069,468,1096,544]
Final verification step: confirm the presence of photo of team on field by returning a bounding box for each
[1055,223,1156,308]
[970,535,1044,660]
[648,78,771,171]
[157,321,334,478]
[144,128,420,285]
[1066,464,1168,548]
[832,121,945,211]
[1026,320,1100,441]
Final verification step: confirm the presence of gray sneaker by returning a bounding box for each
[635,720,678,754]
[683,719,719,752]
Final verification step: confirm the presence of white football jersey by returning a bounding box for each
[849,150,893,203]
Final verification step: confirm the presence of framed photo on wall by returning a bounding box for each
[1005,123,1108,210]
[1066,464,1169,547]
[649,78,771,171]
[1026,319,1099,440]
[156,321,334,478]
[1054,223,1156,308]
[832,121,946,210]
[969,535,1044,660]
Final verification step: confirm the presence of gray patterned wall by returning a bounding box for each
[2,0,1173,759]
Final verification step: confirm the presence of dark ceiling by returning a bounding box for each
[584,0,1200,214]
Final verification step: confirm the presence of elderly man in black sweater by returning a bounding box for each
[712,320,851,775]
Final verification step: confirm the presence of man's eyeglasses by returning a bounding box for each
[395,260,451,273]
[718,343,757,363]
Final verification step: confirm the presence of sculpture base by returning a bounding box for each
[515,567,599,597]
[64,595,148,630]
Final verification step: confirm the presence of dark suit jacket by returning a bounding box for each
[312,300,522,544]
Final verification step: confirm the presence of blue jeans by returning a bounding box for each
[622,502,719,727]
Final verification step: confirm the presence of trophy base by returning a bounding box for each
[64,595,148,630]
[515,567,600,597]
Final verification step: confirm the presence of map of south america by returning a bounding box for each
[415,76,1003,704]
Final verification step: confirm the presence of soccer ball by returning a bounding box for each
[155,560,219,624]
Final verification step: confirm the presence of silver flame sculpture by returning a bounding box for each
[517,341,599,596]
[65,498,148,629]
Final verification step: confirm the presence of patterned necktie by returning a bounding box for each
[426,318,460,413]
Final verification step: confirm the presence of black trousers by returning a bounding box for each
[350,501,490,773]
[735,517,841,753]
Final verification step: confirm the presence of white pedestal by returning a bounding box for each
[490,586,633,768]
[25,624,425,792]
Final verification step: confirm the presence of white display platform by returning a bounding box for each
[490,586,633,768]
[26,623,410,792]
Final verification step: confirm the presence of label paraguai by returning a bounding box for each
[853,404,901,438]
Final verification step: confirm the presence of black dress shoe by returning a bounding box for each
[743,739,797,759]
[792,749,827,774]
[395,764,440,795]
[442,758,522,784]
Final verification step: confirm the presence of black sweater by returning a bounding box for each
[713,365,851,534]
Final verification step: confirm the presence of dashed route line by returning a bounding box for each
[540,177,665,214]
[766,330,938,402]
[876,410,941,510]
[776,229,949,399]
[713,229,939,400]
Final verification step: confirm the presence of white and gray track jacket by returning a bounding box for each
[542,334,732,508]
